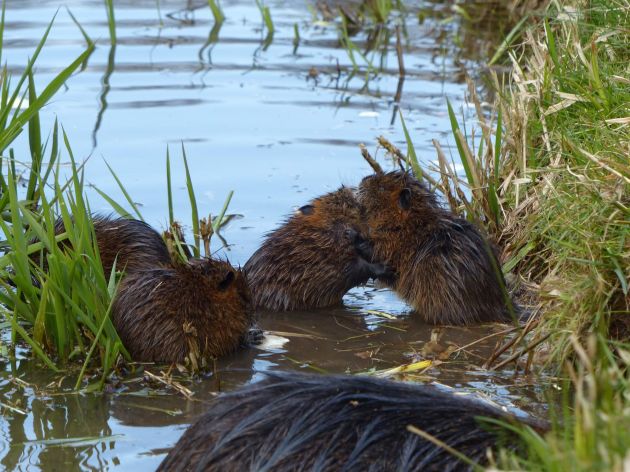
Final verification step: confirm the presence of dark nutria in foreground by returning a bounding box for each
[51,215,171,276]
[112,258,255,364]
[357,170,513,325]
[158,372,546,471]
[244,187,391,311]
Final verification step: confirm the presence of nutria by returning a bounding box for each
[112,257,256,364]
[244,187,391,311]
[357,170,513,325]
[158,372,547,471]
[47,215,171,277]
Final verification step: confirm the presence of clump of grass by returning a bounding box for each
[492,0,629,364]
[496,335,630,470]
[0,7,128,388]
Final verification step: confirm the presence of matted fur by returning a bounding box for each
[113,258,254,363]
[158,372,545,471]
[358,171,513,325]
[244,187,389,311]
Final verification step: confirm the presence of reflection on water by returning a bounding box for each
[1,0,541,470]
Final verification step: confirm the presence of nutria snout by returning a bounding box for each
[112,257,255,364]
[158,372,547,471]
[244,187,391,311]
[357,170,514,325]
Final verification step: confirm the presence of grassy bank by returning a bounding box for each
[468,0,629,468]
[496,0,629,366]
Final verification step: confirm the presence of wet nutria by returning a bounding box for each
[244,187,391,311]
[112,257,256,364]
[158,372,547,471]
[48,215,171,277]
[357,170,513,325]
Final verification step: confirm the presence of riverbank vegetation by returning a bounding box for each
[429,0,629,468]
[493,0,629,468]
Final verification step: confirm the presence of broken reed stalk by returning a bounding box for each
[491,331,551,371]
[359,143,384,174]
[375,136,441,189]
[484,315,540,369]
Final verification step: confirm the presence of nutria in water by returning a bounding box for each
[112,257,255,364]
[244,187,391,311]
[158,372,546,471]
[357,170,513,325]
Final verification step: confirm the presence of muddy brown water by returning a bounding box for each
[1,1,549,470]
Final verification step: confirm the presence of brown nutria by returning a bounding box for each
[243,187,391,311]
[112,257,256,364]
[357,170,513,325]
[158,372,547,471]
[48,215,171,277]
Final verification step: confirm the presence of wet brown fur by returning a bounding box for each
[358,171,512,325]
[158,372,547,471]
[244,187,388,311]
[51,215,171,276]
[112,258,254,363]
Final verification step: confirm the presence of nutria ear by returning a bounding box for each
[297,204,315,215]
[218,271,235,291]
[398,188,411,210]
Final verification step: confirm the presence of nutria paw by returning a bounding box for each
[243,327,265,346]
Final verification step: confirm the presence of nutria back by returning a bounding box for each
[244,187,390,311]
[158,372,545,471]
[358,171,513,325]
[112,258,254,364]
[50,215,171,276]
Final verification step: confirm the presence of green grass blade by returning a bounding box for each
[446,98,474,187]
[0,0,6,67]
[488,14,529,66]
[212,190,234,232]
[102,159,143,221]
[0,42,95,152]
[166,146,174,225]
[66,7,94,48]
[104,0,116,45]
[181,143,200,257]
[399,111,422,179]
[26,69,42,206]
[207,0,225,23]
[91,186,132,219]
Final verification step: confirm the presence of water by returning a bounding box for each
[0,1,546,470]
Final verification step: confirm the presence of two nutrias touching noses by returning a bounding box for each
[357,170,514,325]
[158,372,547,471]
[245,172,513,323]
[244,187,391,311]
[48,216,257,364]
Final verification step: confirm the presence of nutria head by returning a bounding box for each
[357,170,512,325]
[357,170,440,268]
[244,187,391,311]
[113,257,255,365]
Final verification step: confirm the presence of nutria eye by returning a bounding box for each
[398,188,411,210]
[218,271,235,291]
[298,204,315,215]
